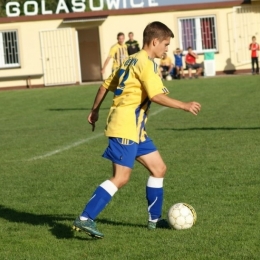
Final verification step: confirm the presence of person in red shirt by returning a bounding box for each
[249,36,259,75]
[185,47,203,79]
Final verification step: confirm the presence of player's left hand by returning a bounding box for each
[87,110,99,131]
[184,102,201,115]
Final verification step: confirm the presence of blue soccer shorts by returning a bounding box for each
[102,137,157,168]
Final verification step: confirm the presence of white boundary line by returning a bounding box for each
[27,107,168,161]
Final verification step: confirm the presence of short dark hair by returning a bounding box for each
[143,21,174,46]
[187,46,192,50]
[117,32,124,39]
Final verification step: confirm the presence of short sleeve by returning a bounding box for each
[139,60,169,99]
[108,45,116,58]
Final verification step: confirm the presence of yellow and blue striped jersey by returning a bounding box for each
[103,50,169,143]
[108,43,128,71]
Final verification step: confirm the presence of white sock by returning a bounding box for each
[80,216,88,221]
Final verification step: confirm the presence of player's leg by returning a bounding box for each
[137,151,170,229]
[137,150,166,221]
[73,138,136,238]
[79,164,131,221]
[135,138,169,229]
[72,176,118,238]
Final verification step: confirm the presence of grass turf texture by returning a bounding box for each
[0,75,258,260]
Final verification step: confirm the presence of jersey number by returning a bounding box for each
[114,69,130,96]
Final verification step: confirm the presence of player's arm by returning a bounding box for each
[101,56,111,74]
[88,85,109,131]
[151,94,201,116]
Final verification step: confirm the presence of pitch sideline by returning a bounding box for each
[28,107,168,161]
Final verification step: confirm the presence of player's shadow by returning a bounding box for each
[157,127,260,131]
[0,205,89,240]
[0,205,146,239]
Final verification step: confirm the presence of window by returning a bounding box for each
[0,30,20,69]
[178,16,218,53]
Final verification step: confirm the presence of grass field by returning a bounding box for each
[0,75,259,260]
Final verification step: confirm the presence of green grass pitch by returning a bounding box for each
[0,75,259,260]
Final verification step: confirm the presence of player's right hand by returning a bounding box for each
[184,102,201,116]
[88,110,99,131]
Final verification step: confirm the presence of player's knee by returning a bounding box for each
[112,175,130,188]
[153,163,167,178]
[161,163,167,176]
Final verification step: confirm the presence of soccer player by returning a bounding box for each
[101,32,128,74]
[249,36,259,75]
[72,21,201,239]
[125,32,140,55]
[185,47,203,79]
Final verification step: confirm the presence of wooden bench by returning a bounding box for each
[0,74,43,88]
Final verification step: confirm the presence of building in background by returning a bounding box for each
[0,0,259,89]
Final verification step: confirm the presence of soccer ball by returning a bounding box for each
[165,75,172,81]
[167,203,197,230]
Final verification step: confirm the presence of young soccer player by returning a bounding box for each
[72,21,201,239]
[249,36,259,75]
[101,32,128,74]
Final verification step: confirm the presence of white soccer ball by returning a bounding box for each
[167,203,197,230]
[165,75,172,81]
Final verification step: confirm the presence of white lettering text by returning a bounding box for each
[72,0,86,12]
[56,0,70,14]
[41,0,53,15]
[24,1,38,16]
[5,0,161,17]
[6,2,20,17]
[106,0,120,10]
[130,0,144,8]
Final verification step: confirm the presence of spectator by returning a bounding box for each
[101,32,128,74]
[160,53,174,80]
[185,47,203,79]
[125,32,140,55]
[173,48,185,79]
[249,36,259,75]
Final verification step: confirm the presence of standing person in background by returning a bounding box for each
[249,36,259,75]
[101,32,128,74]
[185,47,203,79]
[125,32,140,55]
[173,48,185,79]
